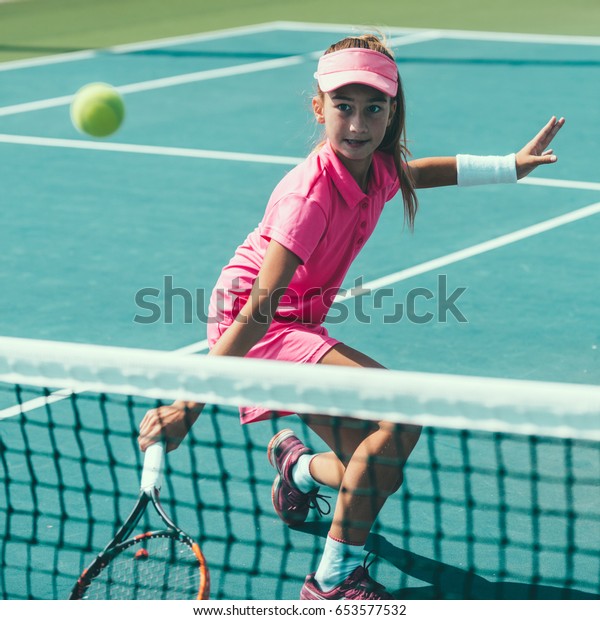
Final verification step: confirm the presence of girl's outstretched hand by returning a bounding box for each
[138,401,201,453]
[516,116,565,179]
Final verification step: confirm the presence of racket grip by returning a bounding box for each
[141,442,165,493]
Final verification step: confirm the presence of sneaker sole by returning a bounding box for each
[267,428,296,470]
[271,474,307,526]
[270,474,285,522]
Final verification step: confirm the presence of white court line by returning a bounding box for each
[2,21,598,414]
[5,20,596,119]
[387,31,443,47]
[519,177,600,192]
[273,21,422,35]
[0,22,284,72]
[156,201,600,353]
[335,201,600,299]
[0,387,79,419]
[3,19,598,76]
[431,27,600,46]
[2,133,599,193]
[117,54,308,94]
[0,336,210,418]
[0,54,308,117]
[4,201,599,415]
[273,20,600,46]
[174,340,210,355]
[0,134,305,165]
[107,22,281,54]
[0,51,97,73]
[0,27,441,118]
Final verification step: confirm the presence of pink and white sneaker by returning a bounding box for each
[300,565,393,600]
[267,429,329,526]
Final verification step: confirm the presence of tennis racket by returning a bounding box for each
[70,443,209,600]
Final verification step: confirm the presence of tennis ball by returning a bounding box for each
[70,83,125,138]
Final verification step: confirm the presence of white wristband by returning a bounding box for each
[456,154,517,187]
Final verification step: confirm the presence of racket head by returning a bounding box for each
[70,530,209,600]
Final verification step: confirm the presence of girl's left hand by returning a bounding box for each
[516,116,565,179]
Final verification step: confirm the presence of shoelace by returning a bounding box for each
[287,485,331,517]
[363,552,376,571]
[345,574,389,599]
[350,583,389,600]
[305,488,332,517]
[348,554,390,599]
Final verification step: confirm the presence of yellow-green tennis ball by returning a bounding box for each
[70,83,125,138]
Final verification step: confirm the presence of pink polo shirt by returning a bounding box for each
[210,141,400,326]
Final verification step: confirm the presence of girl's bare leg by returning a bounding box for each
[303,343,422,543]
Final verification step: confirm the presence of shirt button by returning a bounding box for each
[360,221,367,229]
[360,201,368,209]
[357,237,365,245]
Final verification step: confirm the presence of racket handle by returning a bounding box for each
[141,442,165,493]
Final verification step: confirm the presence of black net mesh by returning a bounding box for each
[1,382,598,600]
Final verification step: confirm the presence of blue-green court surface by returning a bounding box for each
[0,22,598,600]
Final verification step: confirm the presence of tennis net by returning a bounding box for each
[0,336,599,600]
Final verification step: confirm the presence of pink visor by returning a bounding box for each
[315,48,398,98]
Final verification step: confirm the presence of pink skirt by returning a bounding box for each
[206,317,339,424]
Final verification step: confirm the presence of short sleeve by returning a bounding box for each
[259,194,327,264]
[386,176,401,202]
[373,150,400,202]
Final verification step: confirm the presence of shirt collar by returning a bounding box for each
[318,140,369,208]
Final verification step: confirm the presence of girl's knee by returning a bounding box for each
[376,421,422,457]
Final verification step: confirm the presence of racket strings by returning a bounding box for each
[83,535,202,600]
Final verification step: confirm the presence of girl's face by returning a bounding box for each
[313,83,396,174]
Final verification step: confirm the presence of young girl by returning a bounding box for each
[139,34,564,600]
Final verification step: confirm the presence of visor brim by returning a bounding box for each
[317,70,397,98]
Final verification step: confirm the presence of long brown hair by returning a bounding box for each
[316,34,418,229]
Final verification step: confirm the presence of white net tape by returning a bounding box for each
[1,336,599,439]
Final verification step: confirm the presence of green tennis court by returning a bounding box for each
[0,8,599,603]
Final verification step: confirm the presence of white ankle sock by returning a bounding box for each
[292,454,318,493]
[314,535,364,591]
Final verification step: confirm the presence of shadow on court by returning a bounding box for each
[297,522,600,601]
